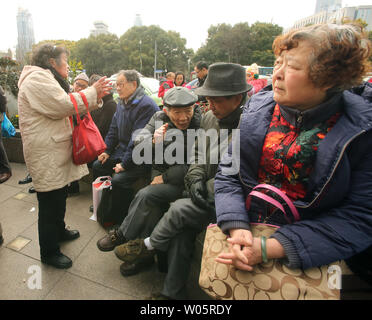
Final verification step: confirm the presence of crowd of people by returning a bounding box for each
[0,23,372,300]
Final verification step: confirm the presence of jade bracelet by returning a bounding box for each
[261,236,268,263]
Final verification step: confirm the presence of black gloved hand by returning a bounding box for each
[189,181,213,210]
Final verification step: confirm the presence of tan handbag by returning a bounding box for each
[199,223,348,300]
[199,184,350,300]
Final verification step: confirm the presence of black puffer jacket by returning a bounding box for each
[90,93,117,140]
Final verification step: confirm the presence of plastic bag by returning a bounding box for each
[90,176,112,222]
[1,113,16,138]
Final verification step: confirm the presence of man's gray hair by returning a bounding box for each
[117,70,141,87]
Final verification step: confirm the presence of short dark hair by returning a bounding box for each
[174,71,185,85]
[31,43,69,70]
[89,74,102,86]
[117,70,140,87]
[195,61,208,71]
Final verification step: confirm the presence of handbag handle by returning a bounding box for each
[69,93,79,128]
[79,91,95,122]
[68,91,92,128]
[246,184,300,224]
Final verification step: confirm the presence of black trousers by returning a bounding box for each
[36,186,68,257]
[0,126,11,174]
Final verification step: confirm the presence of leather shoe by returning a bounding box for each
[97,229,126,252]
[60,229,80,242]
[0,235,4,246]
[41,252,72,269]
[18,174,32,184]
[28,186,36,193]
[119,255,155,277]
[0,172,11,184]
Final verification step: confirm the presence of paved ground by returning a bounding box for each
[0,162,204,300]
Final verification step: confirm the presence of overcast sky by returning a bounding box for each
[0,0,368,52]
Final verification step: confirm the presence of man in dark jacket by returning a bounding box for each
[96,87,202,273]
[194,61,208,89]
[194,61,209,113]
[92,70,159,224]
[111,63,251,299]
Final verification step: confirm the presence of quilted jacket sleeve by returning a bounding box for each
[272,132,372,270]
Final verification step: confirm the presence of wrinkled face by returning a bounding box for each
[50,53,69,79]
[165,106,194,130]
[272,41,329,110]
[206,95,242,120]
[175,74,184,86]
[73,80,88,92]
[116,74,137,100]
[194,67,208,80]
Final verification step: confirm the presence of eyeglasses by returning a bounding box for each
[115,82,126,88]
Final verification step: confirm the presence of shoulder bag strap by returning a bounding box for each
[78,91,93,121]
[246,184,300,224]
[253,184,300,222]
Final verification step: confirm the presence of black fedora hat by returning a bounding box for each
[195,62,252,97]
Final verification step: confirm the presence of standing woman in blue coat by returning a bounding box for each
[214,23,372,286]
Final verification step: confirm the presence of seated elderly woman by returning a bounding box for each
[214,23,372,289]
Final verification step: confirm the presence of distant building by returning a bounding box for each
[134,14,143,27]
[292,4,372,32]
[315,0,342,14]
[16,8,35,65]
[90,21,110,36]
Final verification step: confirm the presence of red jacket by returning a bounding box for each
[158,80,174,98]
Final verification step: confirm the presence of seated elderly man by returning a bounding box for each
[92,70,159,225]
[97,86,202,275]
[103,63,251,299]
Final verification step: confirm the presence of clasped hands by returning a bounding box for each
[215,229,262,272]
[216,229,285,271]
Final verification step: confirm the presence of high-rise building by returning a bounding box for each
[90,21,110,37]
[134,14,143,27]
[16,8,35,65]
[315,0,342,14]
[293,4,372,32]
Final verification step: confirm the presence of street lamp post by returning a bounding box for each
[154,40,157,79]
[139,39,142,74]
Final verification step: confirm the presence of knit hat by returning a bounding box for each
[74,73,89,83]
